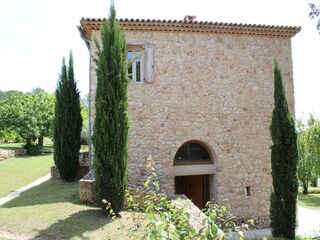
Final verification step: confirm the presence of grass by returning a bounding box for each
[0,140,88,199]
[0,182,318,240]
[80,144,89,153]
[0,181,317,240]
[0,140,88,153]
[0,180,129,240]
[0,139,54,153]
[0,154,54,198]
[0,142,24,151]
[298,193,320,209]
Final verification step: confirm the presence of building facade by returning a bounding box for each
[79,17,300,227]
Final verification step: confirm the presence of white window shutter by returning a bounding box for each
[144,44,154,83]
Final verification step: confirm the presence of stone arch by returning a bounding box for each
[174,140,216,166]
[173,140,216,176]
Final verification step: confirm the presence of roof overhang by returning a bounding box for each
[80,17,301,41]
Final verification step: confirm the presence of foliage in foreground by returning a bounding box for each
[54,52,82,181]
[269,58,298,239]
[104,157,252,240]
[93,3,129,214]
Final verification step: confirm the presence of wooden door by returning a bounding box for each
[175,175,209,209]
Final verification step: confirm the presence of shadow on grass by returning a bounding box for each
[0,142,53,153]
[298,193,320,209]
[1,179,86,208]
[33,209,113,240]
[0,144,23,151]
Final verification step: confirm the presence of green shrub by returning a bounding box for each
[103,156,252,240]
[26,143,41,156]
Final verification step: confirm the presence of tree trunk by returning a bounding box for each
[23,136,32,149]
[38,136,44,148]
[303,178,308,194]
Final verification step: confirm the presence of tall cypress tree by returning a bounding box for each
[269,57,298,239]
[92,3,129,214]
[54,52,83,182]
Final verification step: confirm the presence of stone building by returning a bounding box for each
[79,16,300,228]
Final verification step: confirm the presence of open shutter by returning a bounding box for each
[144,44,154,83]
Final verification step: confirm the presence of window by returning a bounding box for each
[127,47,143,82]
[174,142,212,165]
[127,44,154,83]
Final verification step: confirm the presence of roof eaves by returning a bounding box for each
[80,17,301,40]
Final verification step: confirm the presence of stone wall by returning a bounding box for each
[88,29,295,227]
[0,149,26,161]
[51,152,90,180]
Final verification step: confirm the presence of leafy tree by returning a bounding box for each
[80,99,89,145]
[82,93,89,108]
[297,114,320,194]
[0,90,54,149]
[28,87,47,95]
[302,121,320,189]
[0,128,21,143]
[307,113,317,127]
[309,3,320,33]
[0,90,9,101]
[54,52,83,182]
[92,3,129,214]
[269,58,298,239]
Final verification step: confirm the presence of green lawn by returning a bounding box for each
[0,154,54,198]
[0,180,129,240]
[80,144,89,153]
[0,140,88,198]
[0,180,318,240]
[0,138,54,153]
[0,142,24,151]
[0,141,88,153]
[298,193,320,209]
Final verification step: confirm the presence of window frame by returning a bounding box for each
[127,45,144,83]
[173,141,213,166]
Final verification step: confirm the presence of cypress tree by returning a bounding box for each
[92,3,129,214]
[54,52,83,182]
[269,57,298,239]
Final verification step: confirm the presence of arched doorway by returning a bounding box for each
[173,141,214,209]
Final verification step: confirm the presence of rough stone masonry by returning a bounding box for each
[79,17,300,228]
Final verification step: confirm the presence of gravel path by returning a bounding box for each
[296,206,320,238]
[244,206,320,239]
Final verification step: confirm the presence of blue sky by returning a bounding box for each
[1,0,320,119]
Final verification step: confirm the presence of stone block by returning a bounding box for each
[79,171,95,204]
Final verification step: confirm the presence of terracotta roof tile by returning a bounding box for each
[80,17,301,40]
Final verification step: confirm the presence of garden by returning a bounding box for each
[0,147,319,239]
